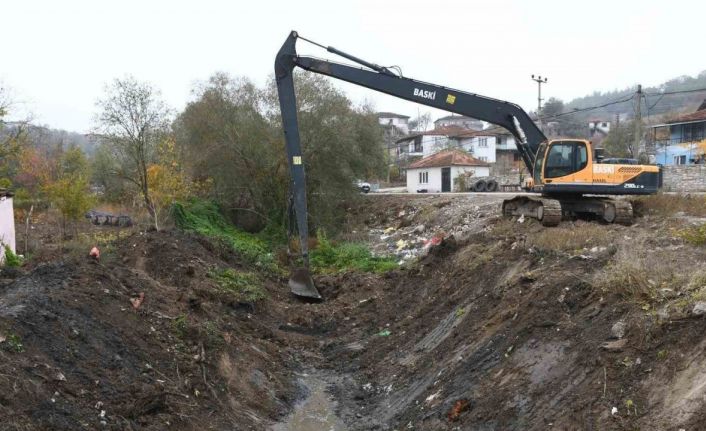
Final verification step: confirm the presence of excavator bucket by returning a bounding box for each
[288,267,322,300]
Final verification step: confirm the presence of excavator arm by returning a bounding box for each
[275,30,547,298]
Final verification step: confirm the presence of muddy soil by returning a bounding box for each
[2,194,706,430]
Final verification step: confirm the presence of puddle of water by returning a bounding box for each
[271,373,347,431]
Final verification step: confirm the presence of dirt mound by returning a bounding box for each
[0,230,301,430]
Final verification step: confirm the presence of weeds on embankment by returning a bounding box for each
[172,200,397,275]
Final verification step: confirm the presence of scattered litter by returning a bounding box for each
[377,329,391,337]
[89,246,100,261]
[425,391,441,403]
[384,227,396,234]
[55,371,66,382]
[130,292,145,309]
[362,383,373,392]
[448,399,470,421]
[517,214,525,223]
[611,407,618,416]
[611,321,626,339]
[692,301,706,316]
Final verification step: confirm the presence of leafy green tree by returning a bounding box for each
[175,73,284,231]
[602,119,637,158]
[175,71,386,234]
[45,148,95,237]
[95,76,172,229]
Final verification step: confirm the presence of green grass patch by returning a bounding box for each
[678,223,706,246]
[311,232,397,273]
[208,268,267,302]
[172,200,278,272]
[3,246,21,267]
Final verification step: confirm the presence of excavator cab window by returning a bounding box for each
[544,141,588,178]
[533,142,547,185]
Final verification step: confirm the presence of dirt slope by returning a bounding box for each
[0,230,306,430]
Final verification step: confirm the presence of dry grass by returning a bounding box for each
[594,247,704,306]
[632,194,706,217]
[530,222,612,252]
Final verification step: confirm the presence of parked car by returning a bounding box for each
[357,181,371,193]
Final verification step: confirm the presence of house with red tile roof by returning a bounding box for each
[406,149,489,193]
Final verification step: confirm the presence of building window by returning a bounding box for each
[513,153,520,161]
[479,156,488,162]
[601,122,607,127]
[479,137,488,148]
[419,171,429,184]
[674,155,687,165]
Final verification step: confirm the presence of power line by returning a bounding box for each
[538,95,634,121]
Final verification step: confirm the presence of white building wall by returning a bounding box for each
[406,167,443,193]
[459,136,496,163]
[0,196,16,263]
[407,166,490,193]
[379,116,409,134]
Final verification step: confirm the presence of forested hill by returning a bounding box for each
[562,70,706,121]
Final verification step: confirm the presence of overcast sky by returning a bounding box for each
[2,0,705,132]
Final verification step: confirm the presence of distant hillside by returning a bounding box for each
[0,123,96,155]
[560,70,706,123]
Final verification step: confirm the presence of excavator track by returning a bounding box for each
[597,198,633,225]
[502,196,562,226]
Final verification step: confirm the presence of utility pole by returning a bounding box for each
[633,84,642,159]
[531,74,548,129]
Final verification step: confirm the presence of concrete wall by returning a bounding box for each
[0,196,16,263]
[662,165,706,192]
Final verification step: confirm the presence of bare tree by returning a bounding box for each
[95,76,171,229]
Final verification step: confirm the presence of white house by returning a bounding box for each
[434,115,483,131]
[406,150,490,193]
[589,119,611,136]
[377,112,410,135]
[453,130,499,163]
[0,189,16,264]
[394,126,466,160]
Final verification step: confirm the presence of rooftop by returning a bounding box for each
[395,126,468,143]
[666,109,706,124]
[434,115,479,122]
[408,149,489,169]
[377,112,410,119]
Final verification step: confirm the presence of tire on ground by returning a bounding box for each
[473,180,487,192]
[486,180,498,192]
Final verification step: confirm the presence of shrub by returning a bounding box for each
[3,245,21,267]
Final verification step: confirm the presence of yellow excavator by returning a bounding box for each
[275,31,662,298]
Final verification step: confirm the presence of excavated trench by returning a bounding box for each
[3,195,706,430]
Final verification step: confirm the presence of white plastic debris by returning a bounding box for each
[611,407,618,416]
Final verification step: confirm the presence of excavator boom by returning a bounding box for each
[275,30,659,298]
